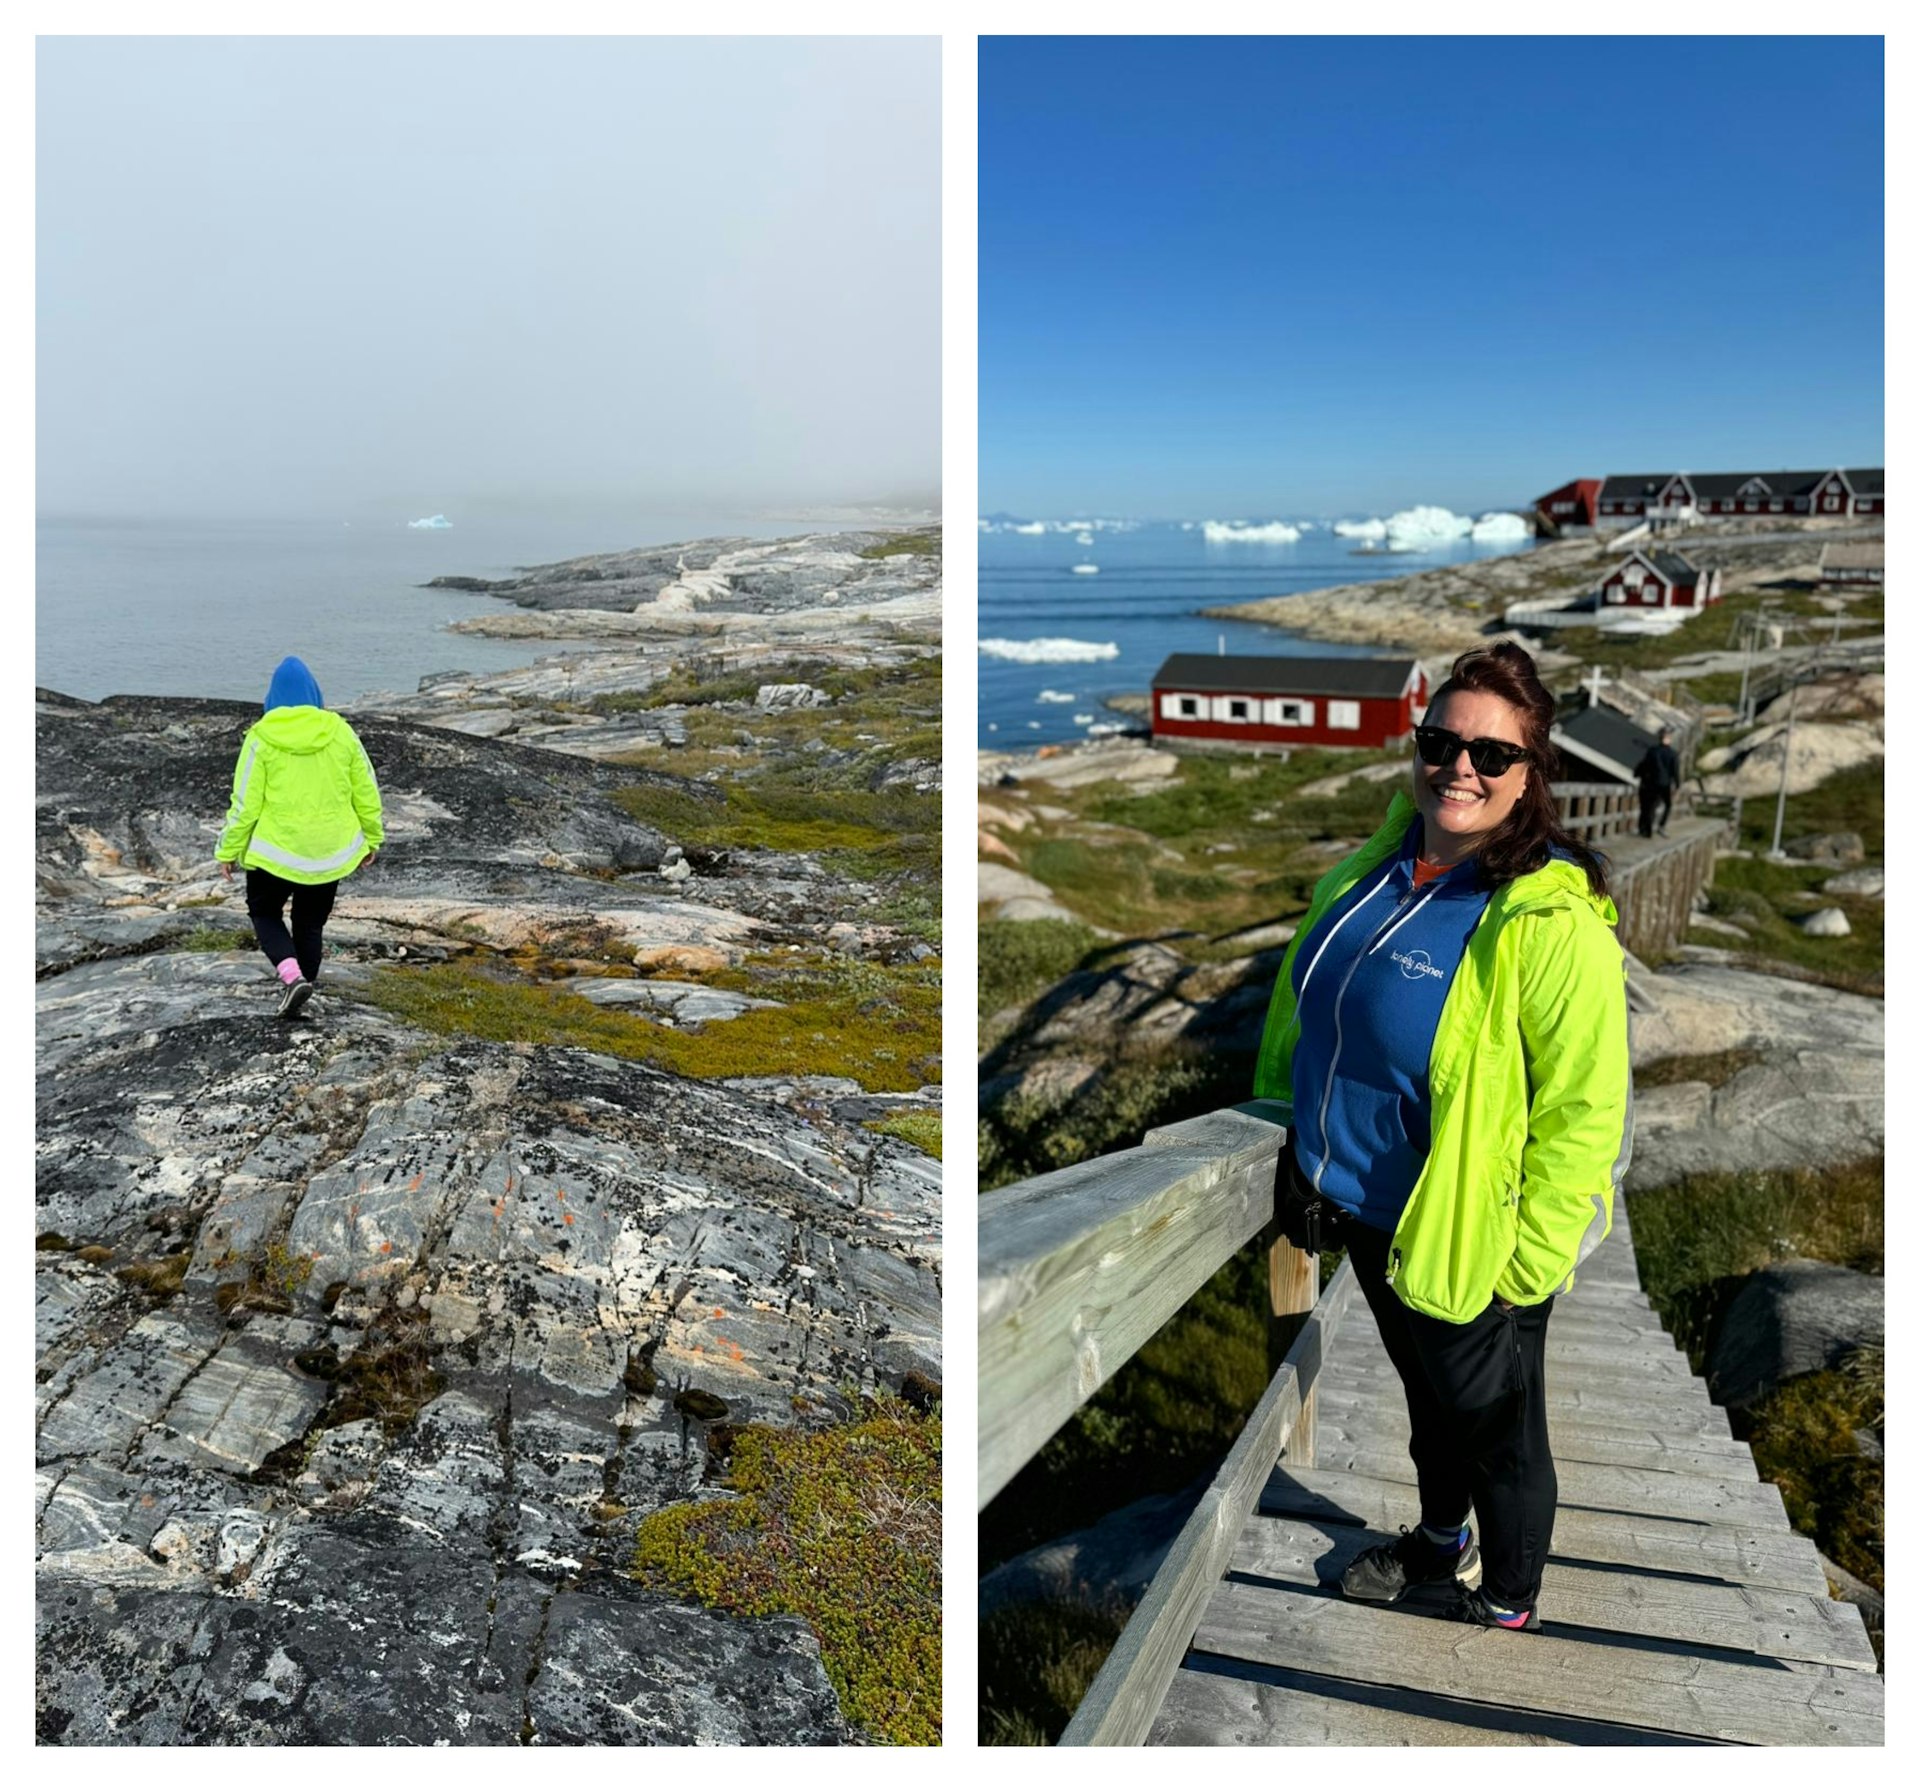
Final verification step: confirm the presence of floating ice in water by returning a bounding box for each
[1010,521,1047,535]
[1385,505,1474,546]
[1202,520,1302,544]
[1028,720,1042,729]
[1075,532,1095,546]
[1037,690,1076,704]
[1072,712,1094,725]
[1470,511,1531,542]
[1180,521,1196,531]
[1071,563,1100,574]
[988,722,999,732]
[1087,721,1129,736]
[980,637,1120,664]
[408,513,454,530]
[1334,518,1388,540]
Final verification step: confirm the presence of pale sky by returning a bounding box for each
[37,35,941,518]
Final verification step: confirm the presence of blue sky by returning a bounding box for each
[980,35,1884,519]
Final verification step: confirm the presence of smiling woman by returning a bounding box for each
[1256,640,1630,1629]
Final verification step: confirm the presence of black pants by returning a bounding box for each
[245,868,338,983]
[1344,1221,1557,1609]
[1638,784,1671,837]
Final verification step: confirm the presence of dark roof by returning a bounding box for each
[1151,652,1416,698]
[1600,468,1882,502]
[1554,703,1663,778]
[1644,550,1699,582]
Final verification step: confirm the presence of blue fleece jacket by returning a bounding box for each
[1288,822,1494,1232]
[264,657,324,712]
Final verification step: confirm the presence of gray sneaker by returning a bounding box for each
[276,978,313,1019]
[1340,1524,1482,1603]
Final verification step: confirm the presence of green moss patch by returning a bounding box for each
[348,954,941,1095]
[857,529,942,559]
[1633,1047,1768,1092]
[1699,854,1883,993]
[179,926,253,952]
[977,918,1107,1028]
[1746,1355,1882,1594]
[634,1401,941,1745]
[864,1111,942,1159]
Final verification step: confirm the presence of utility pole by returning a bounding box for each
[1768,620,1820,861]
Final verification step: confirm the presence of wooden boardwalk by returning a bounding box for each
[1146,1197,1884,1745]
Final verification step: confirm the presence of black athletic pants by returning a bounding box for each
[1638,783,1671,837]
[245,867,338,983]
[1343,1220,1558,1610]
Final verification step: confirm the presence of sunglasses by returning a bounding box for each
[1413,724,1531,779]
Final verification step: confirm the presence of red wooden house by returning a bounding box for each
[1150,653,1427,750]
[1595,467,1885,526]
[1533,478,1601,533]
[1593,549,1722,611]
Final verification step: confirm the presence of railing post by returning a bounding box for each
[1267,1233,1318,1463]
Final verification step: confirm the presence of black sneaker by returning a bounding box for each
[276,978,314,1019]
[1448,1585,1542,1631]
[1340,1524,1481,1604]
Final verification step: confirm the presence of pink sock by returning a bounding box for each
[276,958,304,986]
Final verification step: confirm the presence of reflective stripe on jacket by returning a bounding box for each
[215,706,385,885]
[1253,792,1633,1323]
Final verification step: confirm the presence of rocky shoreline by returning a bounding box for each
[36,529,943,1744]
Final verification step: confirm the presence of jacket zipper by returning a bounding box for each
[1308,873,1442,1198]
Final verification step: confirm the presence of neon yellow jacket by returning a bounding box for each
[1253,793,1633,1322]
[215,706,384,885]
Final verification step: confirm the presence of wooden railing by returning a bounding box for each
[1549,779,1642,842]
[979,1100,1354,1745]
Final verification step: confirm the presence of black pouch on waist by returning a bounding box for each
[1273,1127,1353,1256]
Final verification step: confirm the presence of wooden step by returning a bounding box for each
[1225,1515,1877,1672]
[1301,1446,1789,1529]
[1151,1660,1713,1745]
[1309,1412,1760,1482]
[1262,1466,1830,1594]
[1187,1576,1882,1744]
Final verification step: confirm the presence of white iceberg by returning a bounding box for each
[979,637,1120,664]
[408,513,454,530]
[1071,563,1100,575]
[1010,520,1047,535]
[1075,532,1094,546]
[1470,511,1531,542]
[1333,518,1388,540]
[1072,712,1094,725]
[1384,505,1474,546]
[1202,519,1302,544]
[1037,689,1076,704]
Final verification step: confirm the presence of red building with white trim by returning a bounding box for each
[1533,478,1602,533]
[1150,653,1427,751]
[1593,467,1885,526]
[1593,549,1722,611]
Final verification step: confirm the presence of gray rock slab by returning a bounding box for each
[567,978,780,1023]
[528,1589,853,1745]
[139,1332,332,1474]
[1708,1261,1884,1409]
[38,1311,216,1465]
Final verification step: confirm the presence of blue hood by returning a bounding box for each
[264,657,324,712]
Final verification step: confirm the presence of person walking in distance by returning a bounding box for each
[1635,727,1680,838]
[1254,642,1631,1631]
[215,657,384,1017]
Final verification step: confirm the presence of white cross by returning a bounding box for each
[1584,664,1608,702]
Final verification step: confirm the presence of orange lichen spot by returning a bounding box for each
[380,1241,393,1254]
[406,1173,424,1193]
[563,1213,574,1227]
[711,1307,727,1319]
[556,1190,566,1202]
[492,1201,504,1219]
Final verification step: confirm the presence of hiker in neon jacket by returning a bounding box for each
[215,656,384,1017]
[1254,641,1631,1632]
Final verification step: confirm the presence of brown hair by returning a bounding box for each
[1426,641,1610,898]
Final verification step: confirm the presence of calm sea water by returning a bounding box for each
[978,521,1538,748]
[36,508,826,705]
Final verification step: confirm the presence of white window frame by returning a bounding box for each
[1264,697,1314,727]
[1328,700,1361,730]
[1161,693,1202,720]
